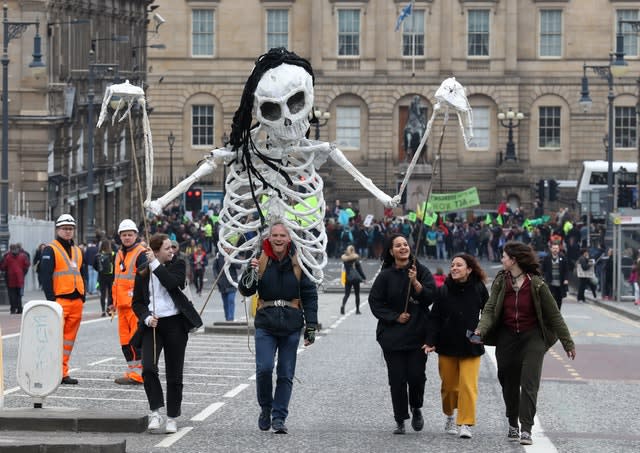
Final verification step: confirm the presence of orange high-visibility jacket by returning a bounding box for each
[49,240,85,297]
[112,243,146,309]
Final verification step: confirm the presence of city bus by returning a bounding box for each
[576,160,637,207]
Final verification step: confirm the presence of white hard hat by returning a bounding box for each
[55,214,76,228]
[118,219,138,234]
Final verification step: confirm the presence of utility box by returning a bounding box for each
[16,300,63,406]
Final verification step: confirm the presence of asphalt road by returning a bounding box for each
[1,258,639,452]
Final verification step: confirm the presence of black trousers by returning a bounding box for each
[495,327,546,433]
[142,314,188,418]
[8,287,22,313]
[342,282,361,309]
[549,285,563,310]
[383,349,428,422]
[577,277,597,301]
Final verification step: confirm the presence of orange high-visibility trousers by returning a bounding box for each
[117,306,143,382]
[57,298,83,378]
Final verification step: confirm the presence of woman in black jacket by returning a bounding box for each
[369,233,435,435]
[424,253,488,440]
[340,245,366,315]
[132,233,202,434]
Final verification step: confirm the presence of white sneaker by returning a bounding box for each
[459,424,472,439]
[445,416,457,435]
[147,412,162,432]
[165,417,177,434]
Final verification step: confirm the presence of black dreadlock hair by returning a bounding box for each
[228,47,315,225]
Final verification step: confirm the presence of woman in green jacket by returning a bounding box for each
[473,241,576,446]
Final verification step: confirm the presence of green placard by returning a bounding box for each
[428,187,480,212]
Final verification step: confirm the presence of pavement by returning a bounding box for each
[1,276,639,451]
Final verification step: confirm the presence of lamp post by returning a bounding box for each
[579,36,628,217]
[1,4,44,252]
[618,19,640,208]
[168,131,175,188]
[221,132,229,198]
[497,108,525,161]
[310,108,330,140]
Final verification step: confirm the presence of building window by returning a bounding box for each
[538,106,561,148]
[539,10,562,57]
[338,9,360,56]
[336,106,360,149]
[266,9,288,50]
[192,9,214,57]
[615,106,637,148]
[617,9,639,58]
[467,10,489,57]
[402,10,425,57]
[192,105,214,146]
[469,106,489,149]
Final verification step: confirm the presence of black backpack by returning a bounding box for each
[96,252,113,275]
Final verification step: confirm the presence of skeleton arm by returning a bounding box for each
[325,143,400,207]
[144,148,235,214]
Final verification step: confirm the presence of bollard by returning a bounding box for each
[0,323,4,409]
[16,300,63,408]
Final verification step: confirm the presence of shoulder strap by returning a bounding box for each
[258,253,302,281]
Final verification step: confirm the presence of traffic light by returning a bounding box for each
[185,187,203,212]
[548,179,558,202]
[537,179,545,201]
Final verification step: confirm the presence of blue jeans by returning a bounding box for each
[255,328,301,421]
[87,267,98,294]
[221,291,236,321]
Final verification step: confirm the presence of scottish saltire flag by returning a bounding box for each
[395,2,413,32]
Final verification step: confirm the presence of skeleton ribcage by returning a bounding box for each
[216,151,327,284]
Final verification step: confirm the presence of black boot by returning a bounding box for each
[393,420,406,434]
[355,303,361,315]
[340,304,345,315]
[411,408,424,431]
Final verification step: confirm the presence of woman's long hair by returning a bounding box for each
[381,233,415,269]
[503,241,541,276]
[450,252,488,282]
[228,47,315,225]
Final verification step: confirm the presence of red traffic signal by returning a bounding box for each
[185,187,203,212]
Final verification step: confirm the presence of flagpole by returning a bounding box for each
[411,0,416,77]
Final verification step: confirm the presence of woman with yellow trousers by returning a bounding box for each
[423,253,488,439]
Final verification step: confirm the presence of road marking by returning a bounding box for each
[223,383,249,398]
[88,357,116,366]
[2,386,19,395]
[485,346,558,453]
[155,426,194,448]
[191,402,225,422]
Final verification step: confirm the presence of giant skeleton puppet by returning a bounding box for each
[141,48,473,284]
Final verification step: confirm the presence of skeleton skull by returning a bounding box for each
[254,64,314,141]
[434,77,470,113]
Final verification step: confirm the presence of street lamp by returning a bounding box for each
[221,132,229,198]
[310,109,330,140]
[168,131,175,188]
[1,4,44,252]
[497,108,525,161]
[579,32,628,217]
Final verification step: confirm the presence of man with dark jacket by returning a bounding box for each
[541,243,569,309]
[40,214,87,385]
[238,222,318,434]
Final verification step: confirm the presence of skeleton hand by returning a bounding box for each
[144,199,164,216]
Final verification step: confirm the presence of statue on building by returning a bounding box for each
[403,96,427,163]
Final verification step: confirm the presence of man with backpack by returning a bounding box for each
[94,239,115,317]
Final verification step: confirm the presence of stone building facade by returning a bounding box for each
[146,0,640,218]
[1,0,151,244]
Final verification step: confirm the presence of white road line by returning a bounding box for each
[88,357,116,366]
[485,346,558,453]
[1,332,19,340]
[223,383,249,398]
[248,374,256,381]
[154,426,194,448]
[190,402,225,422]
